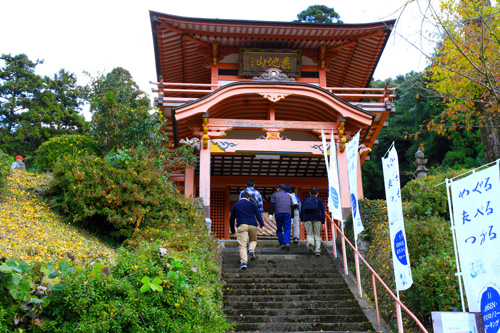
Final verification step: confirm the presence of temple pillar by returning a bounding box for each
[319,67,327,87]
[356,152,364,198]
[199,138,212,232]
[337,147,350,219]
[184,167,195,197]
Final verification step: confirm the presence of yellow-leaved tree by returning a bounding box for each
[423,0,500,162]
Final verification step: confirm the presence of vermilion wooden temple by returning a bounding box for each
[149,11,396,239]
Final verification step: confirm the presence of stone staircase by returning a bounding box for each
[222,240,384,333]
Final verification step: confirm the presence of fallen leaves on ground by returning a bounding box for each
[0,170,116,265]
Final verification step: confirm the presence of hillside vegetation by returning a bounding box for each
[1,170,116,264]
[343,168,467,331]
[0,170,231,333]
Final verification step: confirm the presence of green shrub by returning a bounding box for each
[41,234,231,333]
[0,148,11,196]
[0,302,17,333]
[401,169,467,218]
[403,246,460,318]
[49,152,179,239]
[352,169,468,331]
[33,135,100,172]
[0,259,75,332]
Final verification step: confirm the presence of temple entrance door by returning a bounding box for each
[209,187,230,239]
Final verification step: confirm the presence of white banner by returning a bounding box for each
[321,126,330,173]
[382,144,413,291]
[328,131,343,220]
[345,131,364,240]
[449,163,500,331]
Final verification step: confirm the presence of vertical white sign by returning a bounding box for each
[450,163,500,331]
[328,132,343,220]
[382,145,413,291]
[345,131,364,240]
[321,126,330,173]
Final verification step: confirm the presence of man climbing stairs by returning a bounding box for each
[222,240,384,333]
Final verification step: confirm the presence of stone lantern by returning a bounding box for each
[414,149,428,178]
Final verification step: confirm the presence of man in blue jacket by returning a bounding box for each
[300,187,325,256]
[230,192,265,270]
[269,184,294,251]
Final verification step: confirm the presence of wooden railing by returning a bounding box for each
[324,214,428,332]
[150,81,396,107]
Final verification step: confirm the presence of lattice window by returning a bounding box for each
[318,190,334,241]
[210,188,229,239]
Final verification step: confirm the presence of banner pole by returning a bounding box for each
[446,178,466,312]
[341,220,348,276]
[331,214,337,258]
[396,289,404,332]
[354,237,363,298]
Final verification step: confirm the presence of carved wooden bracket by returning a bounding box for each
[253,67,295,82]
[202,117,209,149]
[319,44,327,69]
[359,144,372,155]
[193,125,232,139]
[338,121,346,151]
[212,41,218,66]
[198,43,226,68]
[258,92,290,103]
[259,128,288,140]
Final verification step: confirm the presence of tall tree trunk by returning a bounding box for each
[478,104,500,162]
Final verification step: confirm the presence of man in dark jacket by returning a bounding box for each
[300,187,325,256]
[269,184,294,251]
[230,192,265,270]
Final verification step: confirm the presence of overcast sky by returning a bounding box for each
[1,0,432,106]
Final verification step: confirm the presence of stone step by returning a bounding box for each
[223,250,312,254]
[229,321,373,332]
[223,294,358,303]
[223,252,318,258]
[224,288,354,297]
[222,272,341,279]
[222,267,340,274]
[222,240,381,333]
[227,313,369,324]
[224,307,365,316]
[222,260,336,267]
[223,262,342,272]
[224,283,350,291]
[223,277,345,284]
[223,253,329,259]
[223,245,317,251]
[223,247,314,254]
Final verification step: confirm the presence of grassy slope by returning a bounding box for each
[0,170,116,265]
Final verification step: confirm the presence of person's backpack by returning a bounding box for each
[303,197,319,213]
[243,190,259,206]
[248,195,258,206]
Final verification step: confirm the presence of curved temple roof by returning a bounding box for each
[171,81,375,144]
[150,11,395,89]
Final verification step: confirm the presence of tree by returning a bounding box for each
[362,72,483,199]
[412,0,500,162]
[0,53,87,159]
[294,5,343,24]
[84,67,196,171]
[84,67,162,155]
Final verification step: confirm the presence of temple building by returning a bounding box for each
[149,11,396,239]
